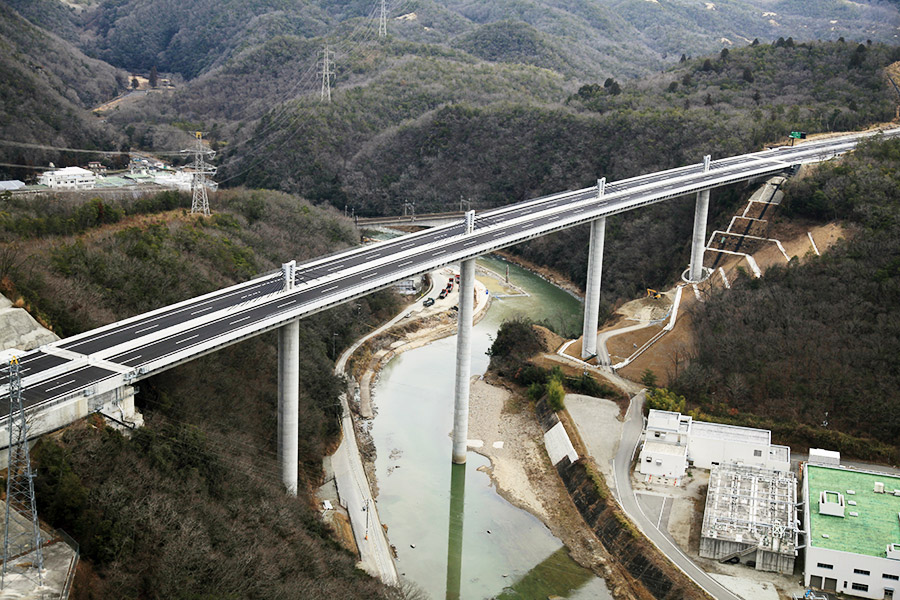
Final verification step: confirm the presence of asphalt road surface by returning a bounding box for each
[4,129,898,418]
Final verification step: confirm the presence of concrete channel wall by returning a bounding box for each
[534,399,708,600]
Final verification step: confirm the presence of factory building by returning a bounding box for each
[38,166,96,189]
[638,409,791,482]
[803,463,900,599]
[699,463,798,574]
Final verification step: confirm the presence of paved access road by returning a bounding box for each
[612,391,742,600]
[4,129,898,418]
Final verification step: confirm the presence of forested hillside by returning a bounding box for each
[184,39,895,313]
[0,3,125,178]
[0,189,406,598]
[672,137,900,460]
[11,0,900,81]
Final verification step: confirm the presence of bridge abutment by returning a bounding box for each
[581,217,606,361]
[277,319,300,495]
[452,259,475,464]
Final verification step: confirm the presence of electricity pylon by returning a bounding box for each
[378,0,387,37]
[319,45,335,103]
[187,132,217,215]
[2,357,43,589]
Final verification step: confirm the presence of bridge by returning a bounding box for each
[356,211,466,228]
[0,129,895,491]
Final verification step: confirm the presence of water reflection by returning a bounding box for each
[372,256,612,599]
[445,462,466,600]
[496,547,594,599]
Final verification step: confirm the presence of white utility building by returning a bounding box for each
[39,167,96,189]
[803,463,900,599]
[638,409,791,482]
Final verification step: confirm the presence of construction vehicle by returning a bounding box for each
[646,288,662,299]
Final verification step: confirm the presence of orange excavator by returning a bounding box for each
[646,288,662,299]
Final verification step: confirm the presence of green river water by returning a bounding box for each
[371,255,613,600]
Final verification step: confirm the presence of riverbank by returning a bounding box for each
[344,260,628,597]
[466,377,627,592]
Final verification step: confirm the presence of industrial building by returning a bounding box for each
[38,166,96,189]
[803,463,900,599]
[638,409,791,481]
[699,463,798,574]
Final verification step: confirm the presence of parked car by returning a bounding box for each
[423,297,435,307]
[438,289,447,299]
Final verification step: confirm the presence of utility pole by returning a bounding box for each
[319,44,335,103]
[186,132,216,216]
[403,201,415,220]
[2,357,43,589]
[378,0,387,38]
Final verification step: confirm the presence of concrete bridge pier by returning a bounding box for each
[581,217,606,361]
[688,156,712,283]
[277,319,300,495]
[452,258,476,464]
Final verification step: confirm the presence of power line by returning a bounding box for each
[318,44,336,103]
[2,358,43,590]
[186,132,217,215]
[0,139,185,157]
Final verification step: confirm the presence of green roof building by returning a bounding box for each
[803,463,900,599]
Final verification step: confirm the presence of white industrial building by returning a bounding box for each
[39,167,96,189]
[699,463,798,574]
[803,462,900,599]
[638,410,790,482]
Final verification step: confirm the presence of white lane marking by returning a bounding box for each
[321,285,339,293]
[398,260,413,267]
[657,496,667,529]
[230,315,253,325]
[432,249,446,256]
[361,272,379,280]
[463,239,480,247]
[45,379,76,392]
[573,208,586,213]
[176,334,200,345]
[327,264,344,271]
[277,300,298,308]
[547,215,561,221]
[370,253,381,258]
[400,243,415,249]
[134,324,158,335]
[190,306,214,316]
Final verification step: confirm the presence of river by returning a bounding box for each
[370,255,613,599]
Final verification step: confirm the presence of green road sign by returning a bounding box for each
[789,131,807,139]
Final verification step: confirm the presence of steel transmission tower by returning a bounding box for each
[2,357,43,589]
[319,45,335,103]
[378,0,387,37]
[187,132,217,216]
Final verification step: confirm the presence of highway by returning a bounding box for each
[2,128,898,418]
